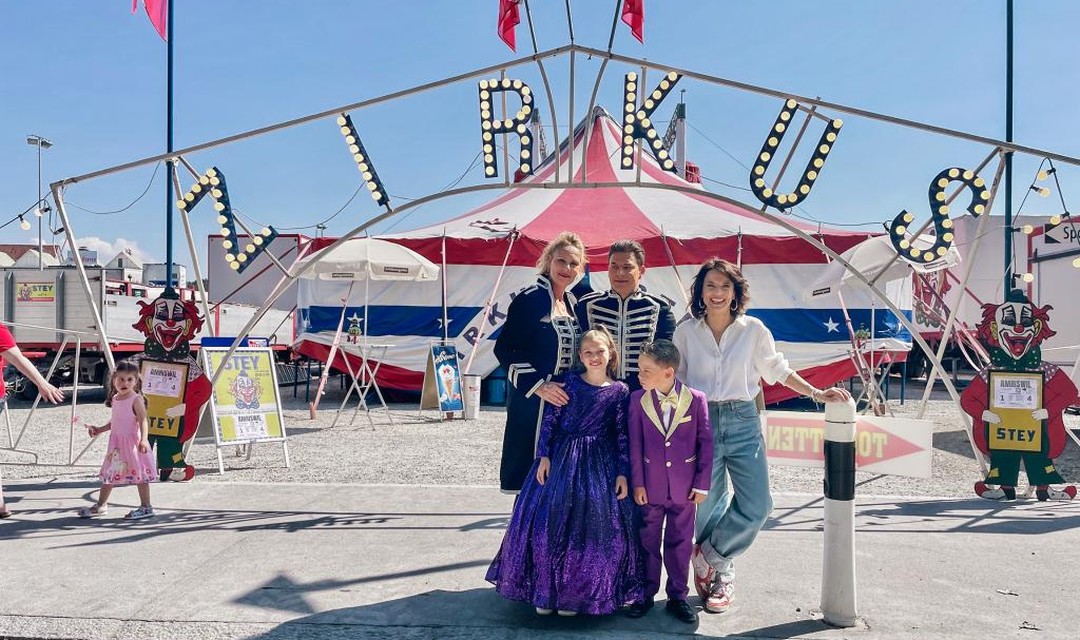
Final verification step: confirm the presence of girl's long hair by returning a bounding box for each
[106,360,143,408]
[580,326,620,379]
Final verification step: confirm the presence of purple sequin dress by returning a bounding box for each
[486,375,645,615]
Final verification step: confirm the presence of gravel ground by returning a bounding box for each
[2,379,1078,498]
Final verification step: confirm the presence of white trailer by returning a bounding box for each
[1,266,294,398]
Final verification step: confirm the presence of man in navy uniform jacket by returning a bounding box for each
[576,240,676,393]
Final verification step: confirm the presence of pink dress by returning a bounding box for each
[98,394,157,485]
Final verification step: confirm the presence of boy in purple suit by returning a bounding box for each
[626,339,714,623]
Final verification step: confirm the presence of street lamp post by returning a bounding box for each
[26,134,53,271]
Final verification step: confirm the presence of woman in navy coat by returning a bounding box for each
[494,231,586,492]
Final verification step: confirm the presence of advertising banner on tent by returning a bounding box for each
[202,347,288,445]
[763,410,933,478]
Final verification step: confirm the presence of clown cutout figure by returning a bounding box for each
[960,290,1079,501]
[130,288,212,481]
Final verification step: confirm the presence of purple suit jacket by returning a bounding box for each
[628,380,714,503]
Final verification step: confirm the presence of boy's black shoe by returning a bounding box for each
[666,598,698,624]
[626,597,654,618]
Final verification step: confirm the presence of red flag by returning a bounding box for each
[132,0,168,41]
[498,0,520,51]
[622,0,644,43]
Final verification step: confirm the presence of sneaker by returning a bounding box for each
[1038,486,1077,501]
[124,505,155,520]
[974,481,1016,501]
[703,577,734,613]
[78,504,108,518]
[535,607,553,615]
[556,610,577,617]
[690,545,715,600]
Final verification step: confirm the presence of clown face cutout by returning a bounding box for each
[229,370,261,410]
[976,290,1056,369]
[993,301,1040,360]
[134,288,206,360]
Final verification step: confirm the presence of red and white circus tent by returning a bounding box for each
[295,107,912,402]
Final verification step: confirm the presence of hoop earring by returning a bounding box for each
[730,299,738,312]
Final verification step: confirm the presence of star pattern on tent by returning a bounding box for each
[823,317,840,333]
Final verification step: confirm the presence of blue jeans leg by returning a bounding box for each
[695,401,773,579]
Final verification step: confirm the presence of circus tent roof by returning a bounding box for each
[382,106,869,267]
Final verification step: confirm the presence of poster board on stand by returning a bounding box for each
[201,347,291,473]
[419,343,464,419]
[988,370,1044,452]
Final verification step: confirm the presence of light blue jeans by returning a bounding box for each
[695,400,773,580]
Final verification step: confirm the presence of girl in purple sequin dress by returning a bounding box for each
[487,327,644,616]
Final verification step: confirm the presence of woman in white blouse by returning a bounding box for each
[673,258,850,614]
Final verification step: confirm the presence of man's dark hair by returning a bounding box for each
[640,339,680,370]
[608,239,645,267]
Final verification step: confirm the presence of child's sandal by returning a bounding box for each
[78,504,108,518]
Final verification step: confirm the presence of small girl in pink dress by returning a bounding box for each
[79,361,157,520]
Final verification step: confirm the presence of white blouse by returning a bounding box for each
[672,315,795,402]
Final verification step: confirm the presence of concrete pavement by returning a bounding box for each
[1,480,1077,639]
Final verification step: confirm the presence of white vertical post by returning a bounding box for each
[821,398,858,627]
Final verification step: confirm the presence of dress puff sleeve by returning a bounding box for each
[536,374,568,458]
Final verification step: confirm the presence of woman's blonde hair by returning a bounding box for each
[536,231,586,275]
[580,326,620,379]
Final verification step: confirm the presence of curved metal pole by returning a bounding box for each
[579,58,611,183]
[522,1,562,184]
[917,155,1005,419]
[578,0,623,183]
[570,45,1080,167]
[50,186,115,372]
[55,45,574,188]
[463,230,520,375]
[52,44,1080,195]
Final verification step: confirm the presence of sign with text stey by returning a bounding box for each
[202,347,290,474]
[420,343,464,417]
[140,360,188,438]
[762,411,933,478]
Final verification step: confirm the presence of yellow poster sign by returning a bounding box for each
[139,360,188,438]
[202,347,286,445]
[988,370,1044,453]
[17,282,55,302]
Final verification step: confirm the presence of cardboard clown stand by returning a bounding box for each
[960,290,1079,501]
[129,287,212,481]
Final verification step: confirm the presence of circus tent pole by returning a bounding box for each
[464,230,520,375]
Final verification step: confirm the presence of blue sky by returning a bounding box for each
[2,1,1078,264]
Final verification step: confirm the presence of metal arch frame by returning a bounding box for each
[52,45,1080,193]
[45,43,1080,474]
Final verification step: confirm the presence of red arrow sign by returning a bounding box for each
[763,412,933,478]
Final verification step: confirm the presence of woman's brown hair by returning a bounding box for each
[689,258,750,319]
[105,360,143,407]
